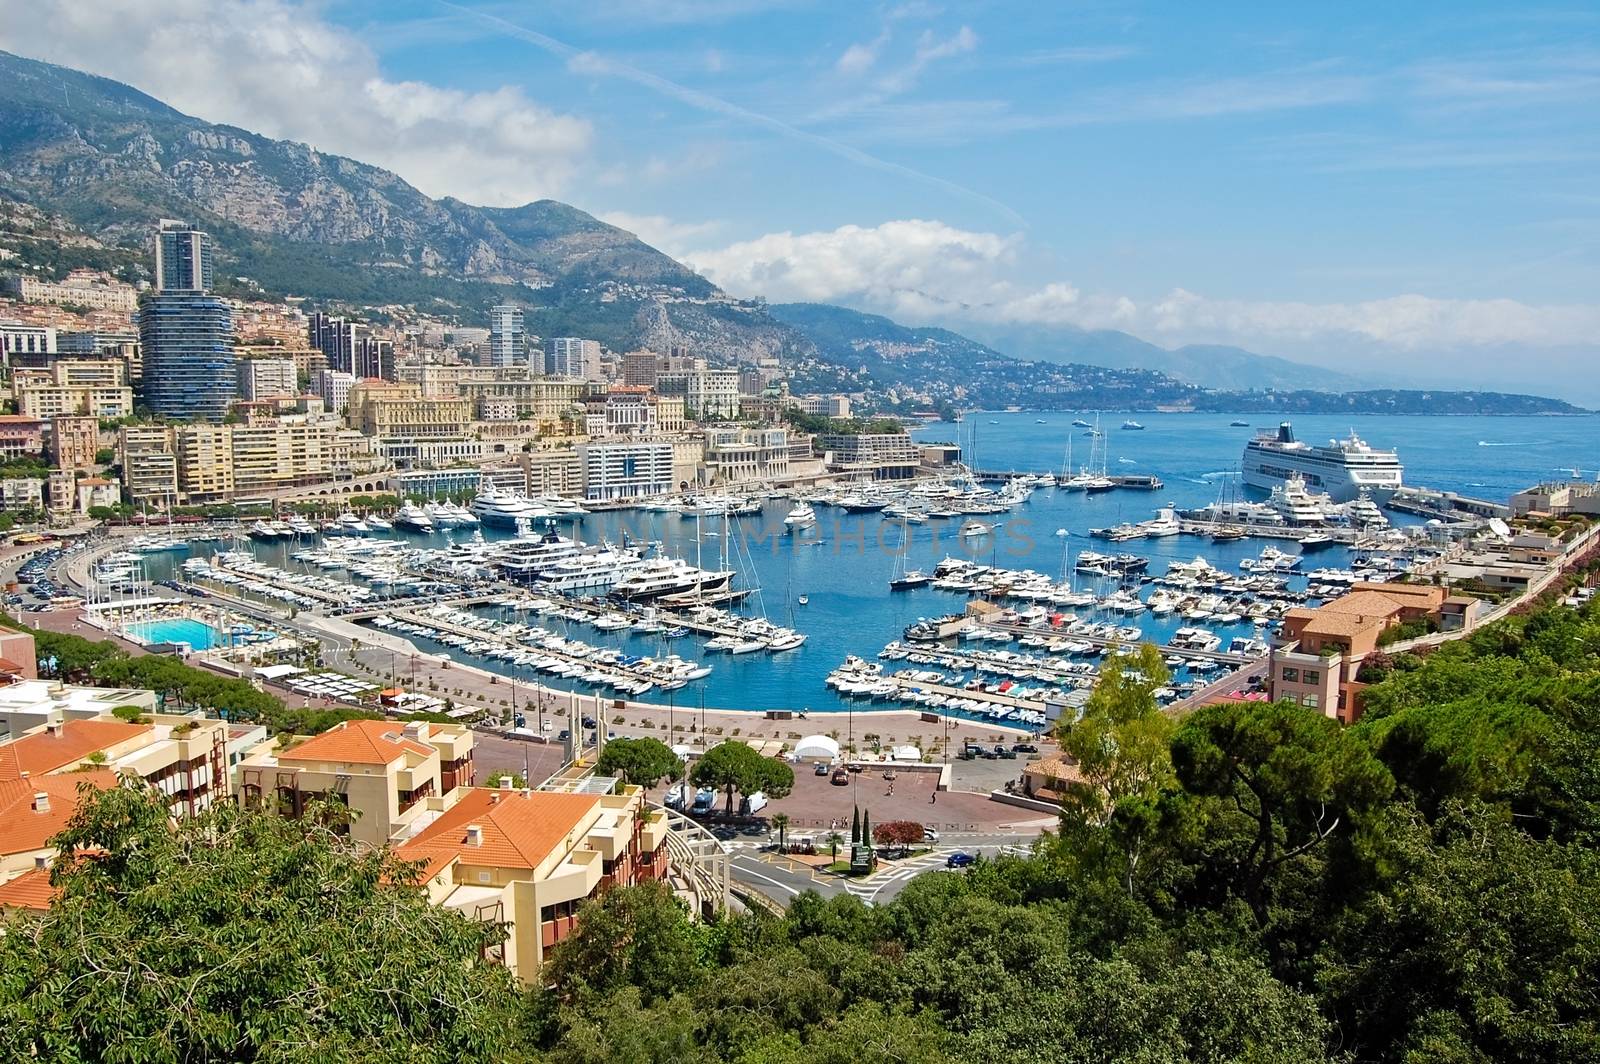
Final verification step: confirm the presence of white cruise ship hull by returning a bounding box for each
[1242,423,1403,504]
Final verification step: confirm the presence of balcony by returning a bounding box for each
[538,848,602,907]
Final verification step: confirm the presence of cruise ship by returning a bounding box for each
[1242,422,1403,503]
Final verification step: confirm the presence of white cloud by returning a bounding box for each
[837,40,884,76]
[686,219,1600,368]
[596,212,725,251]
[0,0,593,206]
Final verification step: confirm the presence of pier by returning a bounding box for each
[971,470,1164,491]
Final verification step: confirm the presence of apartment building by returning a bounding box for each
[120,426,179,504]
[817,431,921,480]
[702,427,791,484]
[237,719,474,850]
[13,359,134,419]
[0,321,55,361]
[621,349,661,387]
[237,357,299,401]
[1269,583,1481,723]
[457,378,599,426]
[174,424,236,503]
[0,416,47,459]
[794,394,852,418]
[543,337,601,379]
[48,415,99,472]
[313,368,357,414]
[576,439,677,501]
[120,418,384,504]
[515,447,584,497]
[396,781,668,982]
[11,270,138,312]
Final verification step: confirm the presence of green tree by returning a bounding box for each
[1172,699,1394,921]
[689,740,794,814]
[595,736,684,795]
[0,786,529,1061]
[542,881,704,1007]
[770,811,791,851]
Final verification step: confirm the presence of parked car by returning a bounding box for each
[946,852,976,869]
[830,768,850,786]
[814,762,831,776]
[1011,743,1038,753]
[690,788,717,816]
[995,745,1017,760]
[581,716,598,729]
[962,744,987,759]
[739,792,768,816]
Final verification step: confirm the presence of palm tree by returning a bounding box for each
[770,812,791,853]
[826,832,844,860]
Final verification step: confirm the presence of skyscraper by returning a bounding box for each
[488,305,527,369]
[154,221,213,293]
[139,223,236,421]
[544,337,600,378]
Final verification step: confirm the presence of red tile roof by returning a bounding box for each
[396,788,600,874]
[0,770,118,856]
[0,866,55,911]
[0,719,149,781]
[277,719,435,766]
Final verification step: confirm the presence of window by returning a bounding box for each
[1281,667,1300,682]
[1303,694,1319,709]
[478,871,491,884]
[1301,669,1320,684]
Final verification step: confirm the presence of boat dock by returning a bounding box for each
[1388,485,1510,520]
[971,470,1164,490]
[1176,519,1362,544]
[978,620,1257,666]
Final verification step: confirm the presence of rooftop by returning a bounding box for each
[0,770,118,856]
[0,719,149,780]
[276,719,436,766]
[0,865,55,911]
[396,787,600,873]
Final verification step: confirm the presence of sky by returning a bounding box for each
[2,1,1599,395]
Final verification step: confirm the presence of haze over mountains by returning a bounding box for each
[0,48,1576,408]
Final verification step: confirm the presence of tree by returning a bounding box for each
[595,737,684,794]
[542,881,704,1007]
[851,806,861,846]
[771,811,791,851]
[0,786,529,1061]
[1054,643,1176,896]
[826,831,844,860]
[689,740,794,814]
[861,810,872,853]
[1172,699,1394,922]
[873,820,926,856]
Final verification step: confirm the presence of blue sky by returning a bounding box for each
[3,1,1598,392]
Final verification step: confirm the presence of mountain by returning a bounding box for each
[956,321,1371,392]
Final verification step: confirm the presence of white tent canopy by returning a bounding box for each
[890,745,923,763]
[792,734,841,762]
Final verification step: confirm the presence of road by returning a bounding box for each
[726,834,1041,905]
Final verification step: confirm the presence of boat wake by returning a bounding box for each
[1197,470,1234,481]
[1477,440,1519,447]
[1117,457,1137,465]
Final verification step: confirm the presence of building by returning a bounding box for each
[237,719,474,850]
[544,337,601,379]
[13,360,134,419]
[155,220,213,292]
[72,477,121,514]
[237,357,299,401]
[621,349,660,387]
[0,478,43,512]
[309,313,393,379]
[488,306,528,369]
[818,431,921,480]
[119,417,383,504]
[702,427,790,484]
[576,439,676,501]
[457,378,599,429]
[794,394,852,418]
[174,424,236,503]
[313,368,357,414]
[395,781,667,982]
[656,366,740,420]
[348,381,472,441]
[139,276,236,420]
[10,270,138,312]
[120,426,179,505]
[0,416,47,459]
[514,448,583,497]
[1511,481,1600,518]
[0,321,55,362]
[48,415,100,472]
[404,362,509,398]
[1269,583,1478,723]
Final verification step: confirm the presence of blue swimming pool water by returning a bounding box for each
[129,618,223,650]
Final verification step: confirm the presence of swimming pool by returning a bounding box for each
[128,618,224,651]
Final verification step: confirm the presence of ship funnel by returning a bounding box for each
[1277,422,1295,444]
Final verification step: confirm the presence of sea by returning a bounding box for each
[136,412,1599,716]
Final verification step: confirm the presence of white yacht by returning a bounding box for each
[610,558,734,601]
[492,531,583,583]
[783,504,816,530]
[365,515,394,532]
[287,517,318,538]
[394,502,434,532]
[537,548,644,594]
[470,489,542,528]
[1266,474,1340,526]
[336,512,368,535]
[1242,422,1403,503]
[1345,490,1389,529]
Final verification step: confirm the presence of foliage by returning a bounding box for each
[0,786,531,1062]
[872,819,926,853]
[689,740,794,814]
[594,737,683,792]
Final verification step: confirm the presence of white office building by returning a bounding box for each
[576,440,676,501]
[544,337,601,379]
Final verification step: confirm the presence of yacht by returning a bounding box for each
[1071,418,1092,428]
[537,548,644,594]
[336,512,368,535]
[1121,420,1145,431]
[1230,420,1251,427]
[610,558,734,601]
[492,530,583,583]
[1141,507,1181,537]
[837,494,888,513]
[1266,474,1340,526]
[365,516,394,532]
[1345,491,1389,530]
[394,502,434,532]
[471,489,542,528]
[248,520,283,541]
[1242,422,1403,502]
[287,517,318,538]
[783,504,816,530]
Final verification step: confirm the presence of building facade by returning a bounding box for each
[48,416,99,472]
[576,439,676,501]
[488,306,528,369]
[656,366,741,420]
[702,427,791,484]
[13,360,134,419]
[818,431,921,480]
[11,270,138,312]
[237,357,299,401]
[543,337,601,379]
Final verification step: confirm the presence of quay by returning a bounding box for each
[977,620,1256,666]
[972,470,1164,491]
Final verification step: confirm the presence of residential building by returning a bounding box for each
[702,427,791,484]
[0,478,43,511]
[818,431,921,480]
[0,416,47,459]
[48,416,100,472]
[577,439,676,500]
[1511,481,1600,518]
[120,418,383,504]
[72,477,121,514]
[396,781,668,982]
[514,448,583,497]
[237,719,474,850]
[13,359,134,419]
[794,394,852,418]
[489,305,528,369]
[120,426,179,505]
[543,337,601,379]
[10,270,138,312]
[139,284,236,420]
[656,366,740,420]
[457,378,599,428]
[174,424,236,502]
[313,368,357,414]
[621,349,660,387]
[0,321,55,362]
[237,357,299,401]
[1269,583,1475,723]
[404,362,508,398]
[155,220,213,293]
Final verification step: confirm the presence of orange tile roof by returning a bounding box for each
[1319,590,1411,617]
[1301,612,1388,638]
[0,719,148,781]
[396,788,600,873]
[0,866,56,911]
[0,770,118,856]
[277,719,436,766]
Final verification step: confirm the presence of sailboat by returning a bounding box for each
[889,545,932,590]
[1062,416,1114,491]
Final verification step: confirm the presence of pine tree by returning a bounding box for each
[851,805,860,846]
[862,809,873,851]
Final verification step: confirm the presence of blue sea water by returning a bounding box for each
[150,412,1599,714]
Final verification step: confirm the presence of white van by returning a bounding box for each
[739,791,769,816]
